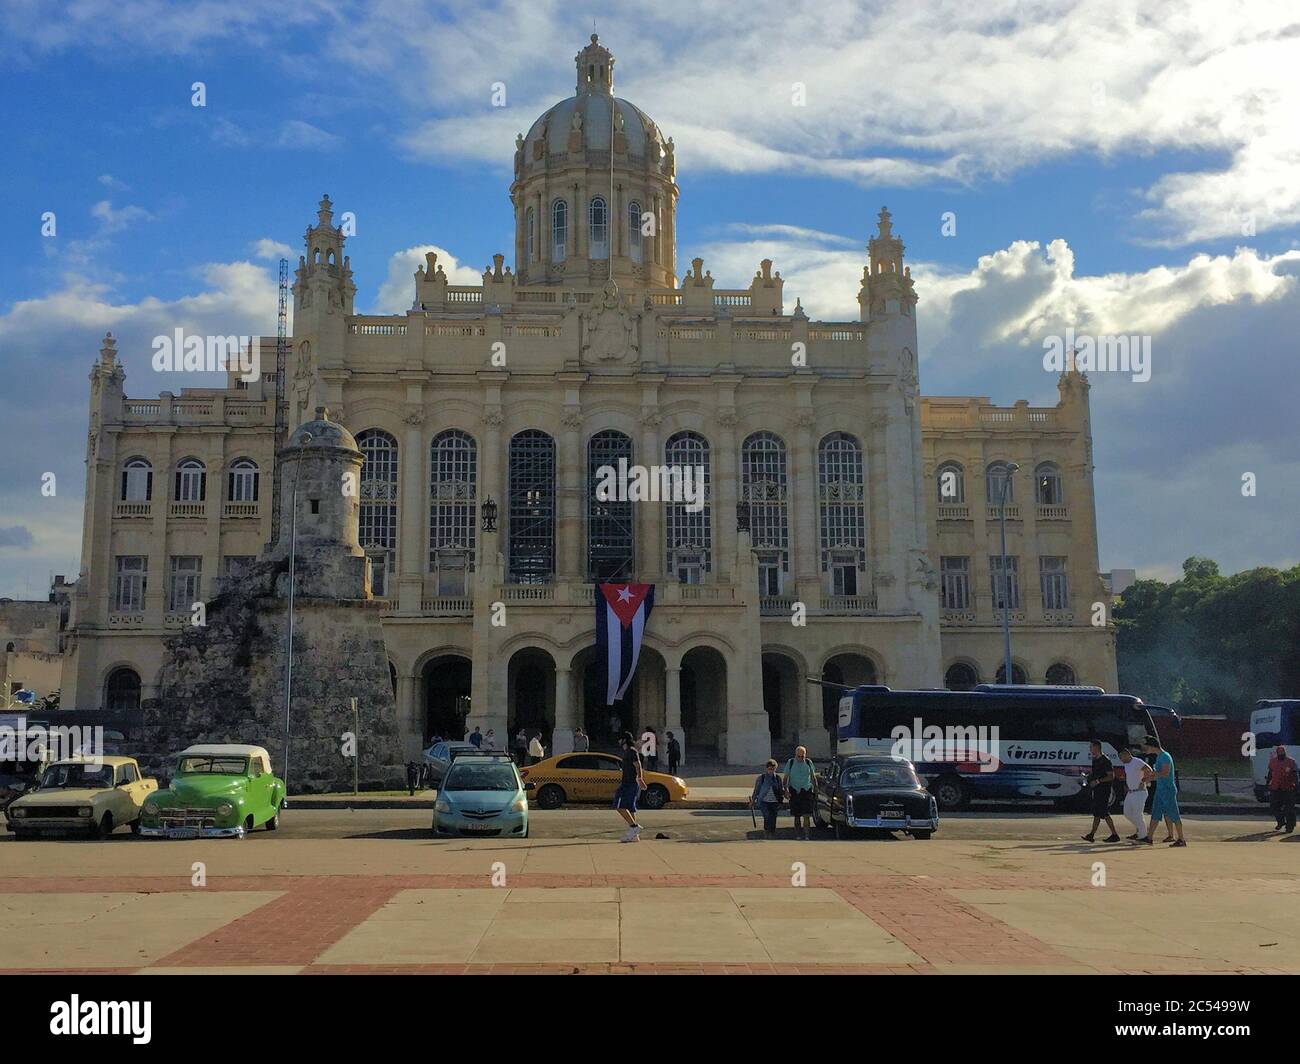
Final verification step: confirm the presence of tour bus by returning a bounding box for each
[1248,699,1300,803]
[835,684,1160,809]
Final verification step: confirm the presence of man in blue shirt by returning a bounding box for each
[1143,735,1185,847]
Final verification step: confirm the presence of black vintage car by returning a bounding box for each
[814,753,939,839]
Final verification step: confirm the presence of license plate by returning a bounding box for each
[462,822,495,831]
[878,808,905,821]
[165,827,200,839]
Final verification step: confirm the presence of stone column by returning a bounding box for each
[664,664,685,767]
[638,406,663,582]
[397,404,425,612]
[792,408,819,603]
[714,410,738,582]
[558,407,583,580]
[395,672,421,760]
[553,665,574,754]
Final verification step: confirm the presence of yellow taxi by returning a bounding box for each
[519,752,688,810]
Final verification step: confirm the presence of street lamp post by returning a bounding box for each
[997,461,1020,684]
[282,432,313,800]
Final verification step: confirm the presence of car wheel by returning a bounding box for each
[834,820,848,840]
[265,806,280,831]
[95,812,114,839]
[912,830,933,840]
[243,815,255,835]
[536,784,566,810]
[642,784,669,810]
[933,776,968,811]
[130,818,141,836]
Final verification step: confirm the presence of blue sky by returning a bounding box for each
[1,0,1297,599]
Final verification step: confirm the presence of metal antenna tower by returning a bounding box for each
[269,256,290,546]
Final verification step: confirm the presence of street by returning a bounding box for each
[1,807,1295,975]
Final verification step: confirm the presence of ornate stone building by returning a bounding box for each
[62,35,1117,765]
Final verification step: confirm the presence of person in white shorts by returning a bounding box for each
[1118,746,1154,843]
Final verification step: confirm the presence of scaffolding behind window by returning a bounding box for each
[587,429,634,582]
[508,430,555,583]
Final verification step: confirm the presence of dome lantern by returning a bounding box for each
[576,33,615,95]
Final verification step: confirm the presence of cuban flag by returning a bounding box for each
[596,583,655,705]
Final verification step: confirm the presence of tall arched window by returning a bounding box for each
[986,461,1015,505]
[551,199,568,262]
[589,196,609,259]
[936,461,965,504]
[742,432,789,595]
[227,458,259,502]
[121,457,152,502]
[174,458,206,502]
[818,432,866,596]
[945,662,979,691]
[587,430,634,581]
[357,429,399,597]
[1046,662,1077,685]
[430,430,477,595]
[665,431,711,583]
[105,667,141,712]
[627,200,643,263]
[1035,462,1064,506]
[525,206,535,261]
[508,430,555,584]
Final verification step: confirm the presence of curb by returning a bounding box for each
[282,797,1266,815]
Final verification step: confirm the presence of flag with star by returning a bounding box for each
[596,583,655,706]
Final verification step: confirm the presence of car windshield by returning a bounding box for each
[842,763,919,788]
[443,765,518,792]
[38,763,113,789]
[177,756,247,775]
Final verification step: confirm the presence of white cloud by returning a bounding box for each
[276,119,342,151]
[251,237,294,260]
[90,199,152,234]
[371,245,484,314]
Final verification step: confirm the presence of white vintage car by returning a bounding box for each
[5,756,158,838]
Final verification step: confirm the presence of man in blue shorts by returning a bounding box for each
[614,731,645,842]
[1143,735,1185,847]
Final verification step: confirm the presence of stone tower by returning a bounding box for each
[143,409,404,793]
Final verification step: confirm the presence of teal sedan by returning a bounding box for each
[433,755,528,838]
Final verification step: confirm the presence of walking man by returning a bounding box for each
[666,731,681,776]
[1118,747,1153,843]
[1144,735,1185,847]
[784,746,817,840]
[528,732,545,766]
[614,731,645,842]
[751,759,786,838]
[640,727,658,771]
[1266,744,1298,832]
[1081,739,1121,842]
[514,728,528,766]
[468,725,482,748]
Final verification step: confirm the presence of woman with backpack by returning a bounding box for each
[751,759,786,838]
[783,746,817,840]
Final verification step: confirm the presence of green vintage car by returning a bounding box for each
[138,744,284,838]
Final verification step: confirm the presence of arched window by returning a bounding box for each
[1046,662,1077,686]
[525,206,535,261]
[105,667,141,712]
[945,662,979,691]
[818,433,866,596]
[986,461,1015,505]
[1035,462,1064,506]
[227,458,258,503]
[326,248,336,266]
[357,430,399,597]
[430,430,477,594]
[742,432,789,595]
[551,199,568,262]
[174,458,206,502]
[589,196,609,259]
[121,458,152,502]
[587,430,634,582]
[995,663,1029,684]
[936,461,965,504]
[627,200,643,263]
[665,431,710,582]
[508,430,555,584]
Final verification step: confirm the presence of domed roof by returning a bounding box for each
[288,407,358,453]
[521,35,664,161]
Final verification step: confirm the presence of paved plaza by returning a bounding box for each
[1,810,1295,975]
